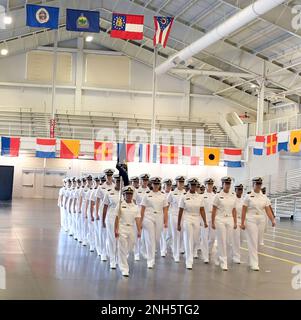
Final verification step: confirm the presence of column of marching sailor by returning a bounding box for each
[58,173,276,276]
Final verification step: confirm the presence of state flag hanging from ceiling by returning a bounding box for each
[153,16,174,48]
[60,139,80,159]
[26,4,59,29]
[94,142,113,161]
[1,137,20,157]
[66,8,100,33]
[289,130,301,153]
[204,147,220,166]
[160,145,178,164]
[266,133,278,155]
[111,13,144,40]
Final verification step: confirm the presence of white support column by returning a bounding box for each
[184,80,191,120]
[256,62,266,135]
[75,36,84,111]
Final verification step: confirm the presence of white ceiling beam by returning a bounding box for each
[171,68,255,79]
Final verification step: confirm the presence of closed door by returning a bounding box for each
[0,165,14,200]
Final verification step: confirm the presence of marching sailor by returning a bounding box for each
[167,175,186,263]
[241,177,276,271]
[73,178,82,241]
[200,178,216,263]
[212,176,237,271]
[232,184,244,264]
[178,178,208,269]
[140,177,169,269]
[63,178,72,234]
[89,176,101,253]
[133,173,150,261]
[58,178,67,231]
[161,178,172,257]
[84,176,96,252]
[77,176,87,243]
[102,174,121,269]
[115,185,141,277]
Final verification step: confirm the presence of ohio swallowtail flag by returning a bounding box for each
[153,16,174,48]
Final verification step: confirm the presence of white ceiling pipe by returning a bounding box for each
[155,0,286,75]
[171,68,254,78]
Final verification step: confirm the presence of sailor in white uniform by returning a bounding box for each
[167,175,186,263]
[115,185,141,277]
[241,177,276,271]
[58,178,67,230]
[102,168,116,190]
[178,178,208,269]
[73,178,82,241]
[77,176,87,243]
[200,178,216,263]
[232,184,244,264]
[212,176,237,271]
[63,178,72,234]
[89,176,101,253]
[84,177,96,252]
[133,173,150,261]
[160,178,172,257]
[140,177,169,269]
[81,175,92,246]
[102,174,121,269]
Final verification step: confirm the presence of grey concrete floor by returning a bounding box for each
[0,198,301,300]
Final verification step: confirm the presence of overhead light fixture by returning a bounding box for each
[1,48,8,56]
[85,36,93,42]
[250,83,257,88]
[3,15,12,25]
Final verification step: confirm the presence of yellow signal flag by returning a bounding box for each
[204,147,220,166]
[289,130,301,153]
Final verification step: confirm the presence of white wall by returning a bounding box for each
[0,50,243,121]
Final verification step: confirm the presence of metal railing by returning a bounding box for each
[248,113,301,136]
[272,192,301,218]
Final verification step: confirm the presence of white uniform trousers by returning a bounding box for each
[99,209,107,260]
[94,219,101,255]
[59,206,64,229]
[160,228,168,256]
[62,207,68,232]
[133,228,141,259]
[143,213,164,266]
[259,215,268,245]
[232,218,242,262]
[74,211,81,240]
[200,221,216,262]
[71,209,77,238]
[81,215,89,245]
[118,225,135,275]
[183,215,201,267]
[76,213,83,242]
[245,215,266,268]
[106,214,117,266]
[170,213,183,261]
[67,209,73,235]
[87,216,95,251]
[215,216,234,268]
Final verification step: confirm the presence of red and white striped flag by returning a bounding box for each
[153,16,174,48]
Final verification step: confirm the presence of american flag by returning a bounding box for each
[153,16,174,48]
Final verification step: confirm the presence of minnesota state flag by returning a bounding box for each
[94,142,113,161]
[204,147,220,166]
[26,4,59,29]
[60,140,80,159]
[289,130,301,153]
